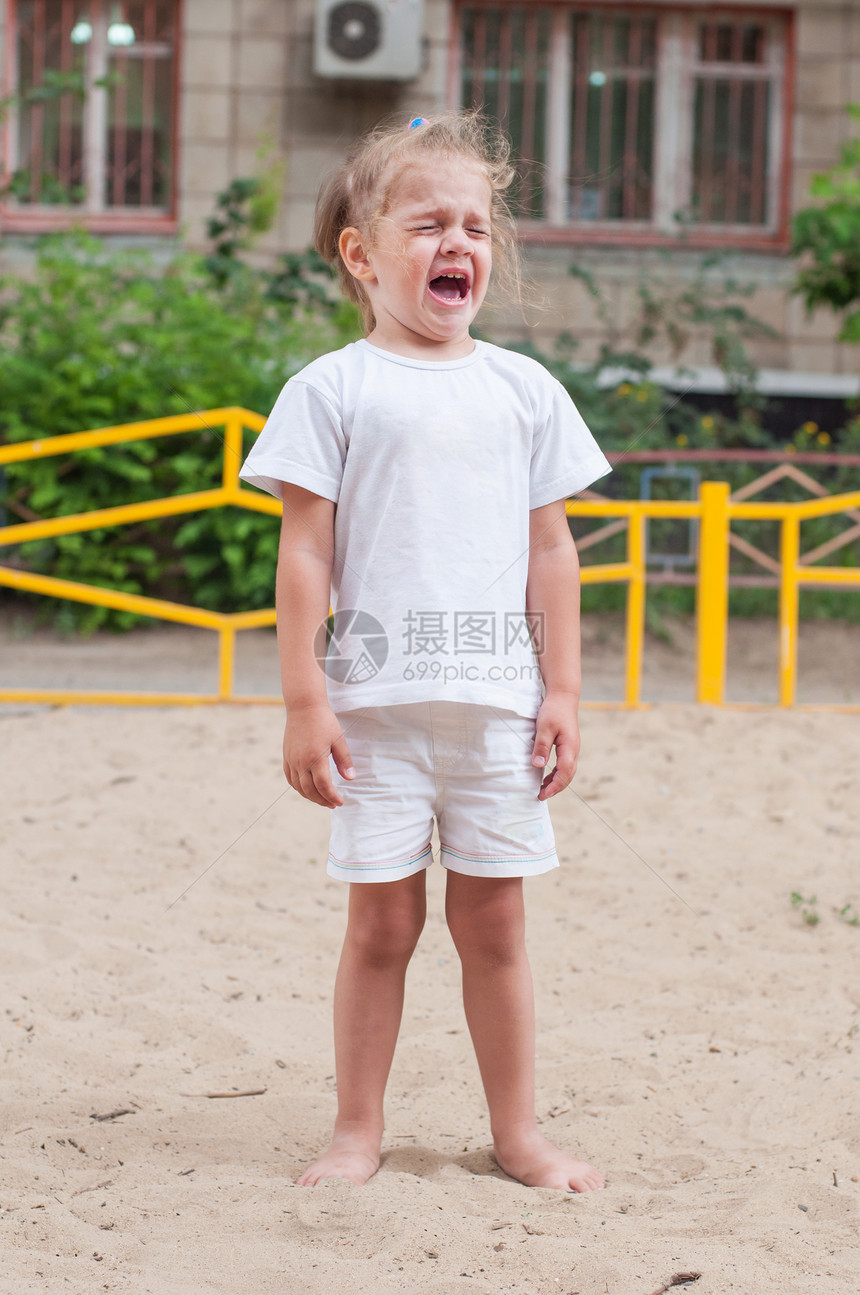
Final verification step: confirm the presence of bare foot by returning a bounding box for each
[493,1128,604,1193]
[296,1129,381,1187]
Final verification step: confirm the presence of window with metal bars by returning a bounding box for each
[1,0,178,229]
[457,3,790,243]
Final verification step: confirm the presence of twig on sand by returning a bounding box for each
[73,1180,113,1196]
[647,1275,702,1295]
[90,1108,135,1122]
[181,1088,267,1099]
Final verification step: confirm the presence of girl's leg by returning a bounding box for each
[444,872,603,1193]
[297,869,427,1186]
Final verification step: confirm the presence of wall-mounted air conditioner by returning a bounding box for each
[314,0,424,81]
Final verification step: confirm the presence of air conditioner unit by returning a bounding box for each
[314,0,424,81]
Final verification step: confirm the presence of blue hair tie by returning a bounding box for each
[408,116,428,131]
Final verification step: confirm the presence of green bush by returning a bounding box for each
[791,103,860,342]
[0,232,360,631]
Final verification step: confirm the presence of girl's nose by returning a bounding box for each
[441,225,472,255]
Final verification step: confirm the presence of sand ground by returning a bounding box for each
[1,617,859,1294]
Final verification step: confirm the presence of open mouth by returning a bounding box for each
[428,272,470,304]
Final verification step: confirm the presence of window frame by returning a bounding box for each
[0,0,181,234]
[450,0,795,252]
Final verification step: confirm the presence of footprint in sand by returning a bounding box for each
[293,1177,365,1232]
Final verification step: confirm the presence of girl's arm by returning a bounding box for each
[276,483,355,808]
[525,498,582,799]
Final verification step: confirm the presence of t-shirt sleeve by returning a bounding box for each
[529,377,612,509]
[238,378,346,503]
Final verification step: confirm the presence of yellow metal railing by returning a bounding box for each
[1,411,859,708]
[0,408,277,706]
[570,480,860,708]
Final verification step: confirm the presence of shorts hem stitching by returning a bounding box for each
[327,843,433,873]
[440,843,557,865]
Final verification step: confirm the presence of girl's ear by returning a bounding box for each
[338,227,376,284]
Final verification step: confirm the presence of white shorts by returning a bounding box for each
[327,700,559,884]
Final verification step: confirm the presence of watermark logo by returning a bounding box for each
[314,608,543,687]
[315,608,389,684]
[402,610,544,656]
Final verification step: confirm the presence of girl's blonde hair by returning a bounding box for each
[313,109,522,333]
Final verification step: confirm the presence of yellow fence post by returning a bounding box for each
[696,481,730,705]
[625,511,645,707]
[222,412,244,493]
[218,626,236,701]
[779,514,800,707]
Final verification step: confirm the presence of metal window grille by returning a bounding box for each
[568,9,657,223]
[692,19,772,226]
[5,0,176,215]
[457,3,787,236]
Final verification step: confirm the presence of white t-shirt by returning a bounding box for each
[239,338,611,718]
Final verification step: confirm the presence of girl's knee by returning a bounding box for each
[346,878,426,963]
[445,876,525,965]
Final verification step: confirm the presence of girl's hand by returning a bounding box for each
[531,692,581,800]
[283,703,356,809]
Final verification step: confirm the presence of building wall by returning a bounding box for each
[2,1,858,384]
[175,0,860,385]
